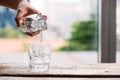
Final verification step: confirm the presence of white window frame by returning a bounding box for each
[98,0,116,63]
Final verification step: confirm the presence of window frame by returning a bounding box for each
[98,0,116,63]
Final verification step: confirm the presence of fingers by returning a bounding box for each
[15,9,25,27]
[25,30,40,37]
[15,9,40,27]
[43,15,47,20]
[15,17,22,27]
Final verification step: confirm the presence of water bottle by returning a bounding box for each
[19,13,47,36]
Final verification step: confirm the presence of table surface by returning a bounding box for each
[0,52,120,80]
[1,63,120,80]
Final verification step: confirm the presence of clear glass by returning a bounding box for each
[19,14,47,36]
[28,43,51,72]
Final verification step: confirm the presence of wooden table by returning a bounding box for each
[1,63,120,80]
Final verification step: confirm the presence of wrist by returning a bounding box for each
[0,0,28,10]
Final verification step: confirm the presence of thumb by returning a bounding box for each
[15,10,24,27]
[15,16,22,27]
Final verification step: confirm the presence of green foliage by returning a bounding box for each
[58,15,97,51]
[0,26,26,38]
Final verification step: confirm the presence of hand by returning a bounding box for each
[15,0,40,27]
[15,0,47,36]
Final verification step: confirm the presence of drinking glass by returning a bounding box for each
[19,14,47,36]
[28,43,51,72]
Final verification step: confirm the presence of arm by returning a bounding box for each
[0,0,40,26]
[0,0,23,10]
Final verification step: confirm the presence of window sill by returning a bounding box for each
[0,63,120,78]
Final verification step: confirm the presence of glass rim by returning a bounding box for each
[28,43,51,47]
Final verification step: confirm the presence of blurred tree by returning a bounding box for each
[58,15,97,51]
[0,26,26,38]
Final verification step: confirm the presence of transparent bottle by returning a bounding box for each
[19,13,47,36]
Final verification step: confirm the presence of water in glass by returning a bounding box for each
[19,14,47,36]
[28,43,51,72]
